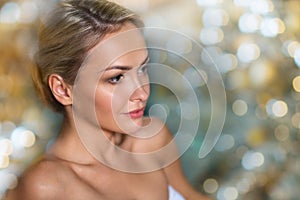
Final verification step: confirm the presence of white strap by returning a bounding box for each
[168,185,185,200]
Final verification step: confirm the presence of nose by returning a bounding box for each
[130,84,149,102]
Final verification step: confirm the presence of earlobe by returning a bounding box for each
[48,74,72,106]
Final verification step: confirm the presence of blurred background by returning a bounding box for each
[0,0,300,199]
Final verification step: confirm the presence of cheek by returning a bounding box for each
[95,88,113,114]
[142,75,150,95]
[95,87,126,115]
[95,94,111,114]
[145,84,150,96]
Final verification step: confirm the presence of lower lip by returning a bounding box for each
[128,109,144,119]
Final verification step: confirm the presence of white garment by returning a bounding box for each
[168,185,185,200]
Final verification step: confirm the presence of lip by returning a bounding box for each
[127,107,145,119]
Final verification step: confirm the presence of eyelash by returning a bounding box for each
[107,65,149,84]
[139,64,149,74]
[108,74,124,84]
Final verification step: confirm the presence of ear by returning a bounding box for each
[48,74,72,106]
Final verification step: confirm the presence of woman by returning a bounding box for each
[5,0,210,199]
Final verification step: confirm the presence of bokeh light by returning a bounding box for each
[260,17,285,37]
[291,113,300,129]
[0,172,18,189]
[216,54,238,73]
[248,61,276,88]
[200,27,224,45]
[242,151,265,170]
[196,0,223,7]
[287,41,300,58]
[166,34,193,54]
[234,0,251,7]
[0,155,9,169]
[238,13,262,33]
[217,186,239,200]
[237,42,260,63]
[19,1,39,24]
[223,187,238,200]
[294,49,300,67]
[202,8,229,27]
[0,139,13,156]
[249,0,274,15]
[0,2,20,24]
[236,178,251,194]
[11,127,36,148]
[292,76,300,92]
[214,134,235,152]
[203,178,219,194]
[183,67,207,88]
[232,99,248,116]
[274,125,289,141]
[266,99,288,118]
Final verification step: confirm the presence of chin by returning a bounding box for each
[116,117,144,135]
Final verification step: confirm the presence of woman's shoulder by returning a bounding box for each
[5,157,74,200]
[22,156,74,182]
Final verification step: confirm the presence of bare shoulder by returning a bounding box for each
[5,158,74,200]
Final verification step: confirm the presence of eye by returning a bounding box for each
[108,74,124,84]
[138,64,149,75]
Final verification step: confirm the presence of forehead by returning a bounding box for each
[83,23,147,69]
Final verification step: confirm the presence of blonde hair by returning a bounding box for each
[33,0,143,112]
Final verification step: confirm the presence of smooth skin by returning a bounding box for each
[5,23,210,200]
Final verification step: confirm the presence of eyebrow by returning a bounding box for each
[101,56,149,72]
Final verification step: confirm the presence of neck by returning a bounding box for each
[47,116,95,165]
[47,112,132,165]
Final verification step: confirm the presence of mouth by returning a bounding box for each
[127,107,145,119]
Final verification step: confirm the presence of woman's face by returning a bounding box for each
[79,23,150,135]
